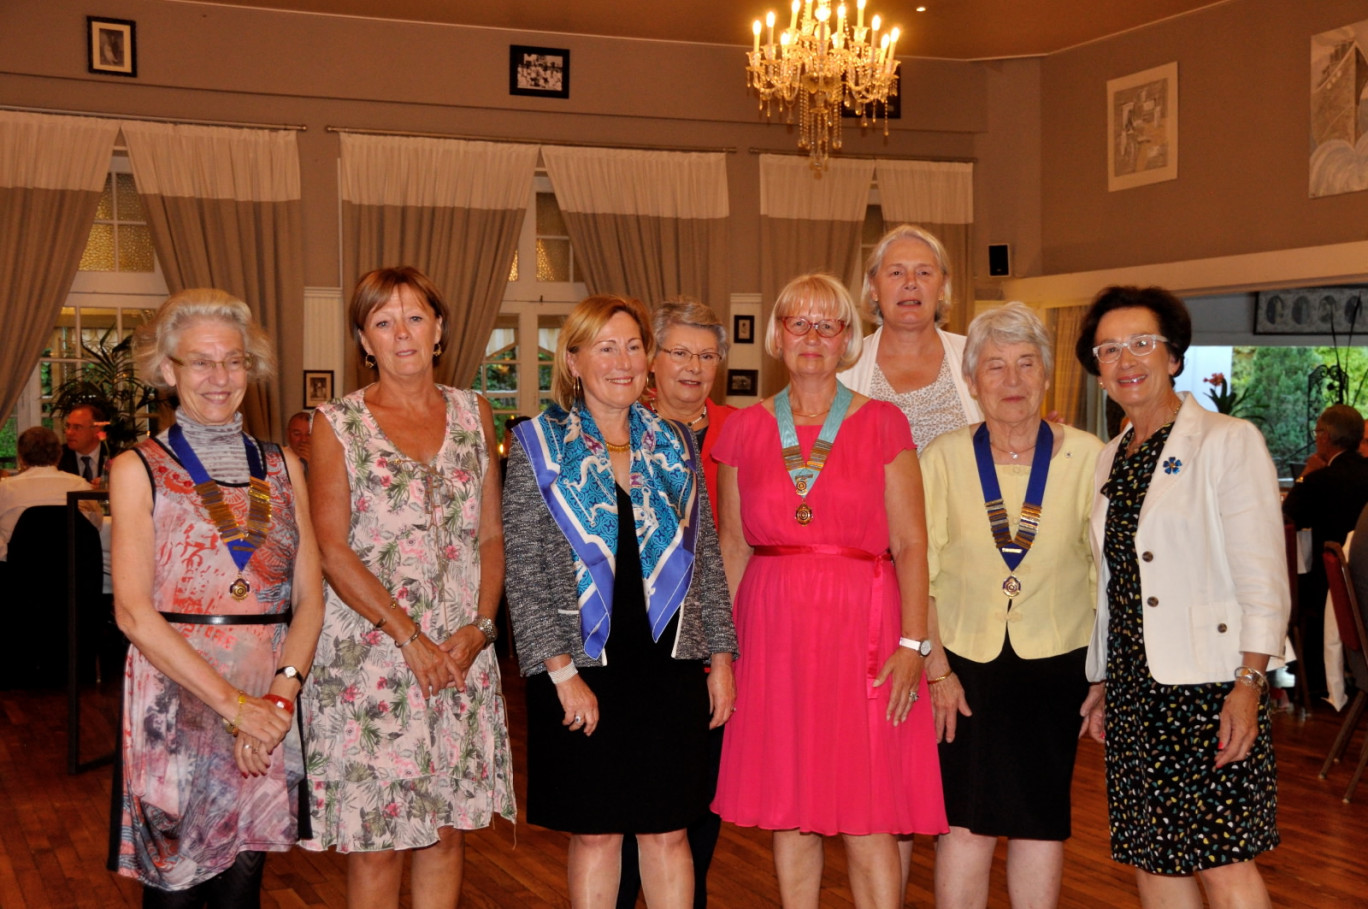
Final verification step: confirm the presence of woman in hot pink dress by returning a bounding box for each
[712,274,946,908]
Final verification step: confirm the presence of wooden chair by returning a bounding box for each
[1284,521,1313,715]
[1319,541,1368,803]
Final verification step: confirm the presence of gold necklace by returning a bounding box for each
[604,438,630,454]
[1125,400,1182,456]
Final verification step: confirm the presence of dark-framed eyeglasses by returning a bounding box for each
[1091,334,1167,364]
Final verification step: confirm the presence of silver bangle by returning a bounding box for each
[549,663,579,685]
[396,628,422,649]
[1234,666,1267,691]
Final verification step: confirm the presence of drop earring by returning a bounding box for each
[365,354,376,369]
[433,341,443,358]
[574,376,583,400]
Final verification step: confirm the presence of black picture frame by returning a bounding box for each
[509,45,570,99]
[733,314,756,344]
[727,369,759,397]
[87,17,136,78]
[1253,287,1366,335]
[304,370,334,409]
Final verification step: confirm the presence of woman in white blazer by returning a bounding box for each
[840,224,982,452]
[1075,286,1286,909]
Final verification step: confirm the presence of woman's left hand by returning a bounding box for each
[234,733,272,776]
[874,647,924,726]
[439,625,489,691]
[707,656,736,729]
[1215,682,1261,767]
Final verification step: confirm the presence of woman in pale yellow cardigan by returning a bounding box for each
[919,303,1103,909]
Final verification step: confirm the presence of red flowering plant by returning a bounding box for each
[1202,372,1258,418]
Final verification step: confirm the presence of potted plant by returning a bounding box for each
[50,330,158,456]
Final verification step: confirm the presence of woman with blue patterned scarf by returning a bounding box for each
[504,294,738,909]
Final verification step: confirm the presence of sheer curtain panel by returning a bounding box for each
[0,112,119,425]
[758,154,874,396]
[121,122,303,438]
[875,160,974,335]
[1048,304,1090,427]
[339,133,537,391]
[541,146,730,322]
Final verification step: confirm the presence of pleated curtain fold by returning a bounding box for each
[541,146,730,322]
[758,155,875,396]
[1048,304,1090,426]
[339,133,537,391]
[121,121,304,439]
[874,160,974,335]
[0,112,119,426]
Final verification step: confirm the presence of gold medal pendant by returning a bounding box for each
[230,577,251,601]
[1002,575,1021,598]
[795,502,813,525]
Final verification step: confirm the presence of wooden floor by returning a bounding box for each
[3,662,1366,908]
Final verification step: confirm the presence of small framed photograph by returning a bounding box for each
[304,370,334,409]
[88,17,136,78]
[733,314,756,345]
[727,369,759,397]
[510,45,570,99]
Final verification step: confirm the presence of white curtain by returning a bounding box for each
[340,133,538,390]
[758,154,874,395]
[542,146,730,319]
[875,160,974,334]
[0,112,119,426]
[122,122,304,438]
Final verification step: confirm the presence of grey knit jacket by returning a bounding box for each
[503,434,737,678]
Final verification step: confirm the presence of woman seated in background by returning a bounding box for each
[0,425,100,562]
[618,297,737,909]
[504,294,737,909]
[109,288,323,907]
[712,273,945,909]
[301,267,514,909]
[919,303,1103,909]
[1075,285,1286,909]
[841,224,981,451]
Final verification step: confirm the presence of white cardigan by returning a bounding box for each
[1086,393,1289,685]
[838,326,982,423]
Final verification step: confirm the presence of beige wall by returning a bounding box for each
[1040,0,1368,275]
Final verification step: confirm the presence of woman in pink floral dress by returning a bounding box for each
[300,267,514,909]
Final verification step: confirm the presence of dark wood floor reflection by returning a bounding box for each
[2,661,1365,907]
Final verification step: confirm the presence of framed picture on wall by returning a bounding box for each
[304,370,334,409]
[1106,61,1177,191]
[727,369,759,397]
[510,45,570,99]
[1254,287,1365,335]
[733,314,756,344]
[87,17,136,78]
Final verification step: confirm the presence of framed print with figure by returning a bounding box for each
[304,370,334,409]
[1107,62,1177,191]
[88,17,136,77]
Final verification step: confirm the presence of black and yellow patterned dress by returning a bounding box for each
[1101,423,1278,874]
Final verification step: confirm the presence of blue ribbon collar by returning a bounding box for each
[971,420,1052,599]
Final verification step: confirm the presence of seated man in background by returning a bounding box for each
[0,426,100,562]
[1284,404,1368,698]
[57,403,109,482]
[286,410,312,473]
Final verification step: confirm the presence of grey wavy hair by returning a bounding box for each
[861,223,953,326]
[962,302,1053,380]
[653,297,729,360]
[135,288,275,391]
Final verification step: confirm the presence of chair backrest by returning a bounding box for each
[1324,542,1368,657]
[7,505,102,592]
[1284,521,1301,621]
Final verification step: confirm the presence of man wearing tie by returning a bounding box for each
[57,404,108,483]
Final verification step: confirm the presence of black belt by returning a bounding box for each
[159,608,293,626]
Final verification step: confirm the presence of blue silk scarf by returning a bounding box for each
[513,402,700,660]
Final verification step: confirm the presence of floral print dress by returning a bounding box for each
[301,386,515,853]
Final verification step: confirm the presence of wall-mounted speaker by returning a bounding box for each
[988,243,1011,278]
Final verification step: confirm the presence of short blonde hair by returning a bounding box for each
[135,289,275,391]
[552,295,655,409]
[861,224,953,326]
[764,274,863,370]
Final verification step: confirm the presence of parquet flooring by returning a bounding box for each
[2,664,1366,907]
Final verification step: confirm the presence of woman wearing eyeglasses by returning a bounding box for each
[712,274,946,908]
[840,224,982,453]
[1075,286,1287,909]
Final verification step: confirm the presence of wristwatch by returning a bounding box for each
[898,636,932,657]
[275,665,307,685]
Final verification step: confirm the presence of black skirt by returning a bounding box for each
[525,485,712,835]
[938,634,1090,840]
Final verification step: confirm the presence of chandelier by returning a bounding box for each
[747,0,901,171]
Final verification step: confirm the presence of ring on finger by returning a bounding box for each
[244,743,252,752]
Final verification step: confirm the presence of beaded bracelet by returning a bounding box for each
[223,690,247,736]
[549,663,579,685]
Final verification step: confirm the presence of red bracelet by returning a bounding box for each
[263,693,294,714]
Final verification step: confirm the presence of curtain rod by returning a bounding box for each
[747,147,975,164]
[0,105,307,132]
[326,125,735,154]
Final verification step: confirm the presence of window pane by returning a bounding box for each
[536,191,568,236]
[94,174,114,220]
[484,327,516,357]
[115,173,146,221]
[80,223,116,271]
[117,224,155,271]
[482,362,518,392]
[537,238,570,283]
[508,250,519,282]
[861,204,883,245]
